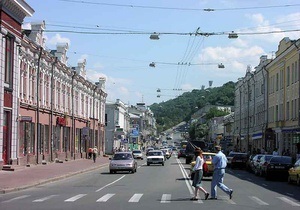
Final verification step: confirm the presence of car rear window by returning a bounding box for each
[132,151,141,154]
[113,153,133,160]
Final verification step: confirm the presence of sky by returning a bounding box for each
[24,0,300,106]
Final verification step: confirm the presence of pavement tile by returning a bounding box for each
[0,157,110,194]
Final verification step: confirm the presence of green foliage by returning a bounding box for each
[150,81,235,133]
[205,107,230,120]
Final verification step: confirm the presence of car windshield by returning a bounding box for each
[203,155,214,161]
[265,155,273,161]
[270,156,292,164]
[148,152,162,156]
[132,151,141,154]
[113,153,133,160]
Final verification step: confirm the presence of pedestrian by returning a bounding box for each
[210,145,233,200]
[88,147,93,159]
[92,146,98,163]
[272,148,279,155]
[190,148,210,201]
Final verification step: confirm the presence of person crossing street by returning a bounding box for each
[210,145,233,200]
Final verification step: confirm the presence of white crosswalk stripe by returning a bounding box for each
[32,195,58,202]
[219,195,236,204]
[2,193,300,206]
[64,194,87,202]
[2,195,31,203]
[249,196,269,205]
[161,194,171,203]
[96,193,115,202]
[128,193,143,202]
[277,197,300,207]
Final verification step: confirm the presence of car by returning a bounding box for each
[109,152,137,174]
[230,153,249,169]
[161,148,171,159]
[177,149,186,158]
[264,156,293,180]
[190,152,216,177]
[226,152,247,168]
[288,158,300,185]
[132,150,143,159]
[146,147,154,155]
[255,155,274,176]
[246,154,255,172]
[147,150,165,166]
[250,154,264,174]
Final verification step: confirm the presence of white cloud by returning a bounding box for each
[47,34,71,46]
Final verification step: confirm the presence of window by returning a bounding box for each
[286,101,290,120]
[5,35,14,86]
[287,66,290,86]
[276,73,279,91]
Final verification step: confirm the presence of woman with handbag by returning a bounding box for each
[190,148,209,200]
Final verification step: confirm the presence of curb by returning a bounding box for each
[0,163,109,194]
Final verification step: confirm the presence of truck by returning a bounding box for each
[185,140,207,164]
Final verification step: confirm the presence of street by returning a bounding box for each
[0,150,299,210]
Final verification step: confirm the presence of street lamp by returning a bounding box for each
[228,31,238,39]
[150,32,160,40]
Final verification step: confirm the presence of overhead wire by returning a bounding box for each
[57,0,300,12]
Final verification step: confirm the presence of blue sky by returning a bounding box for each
[24,0,300,106]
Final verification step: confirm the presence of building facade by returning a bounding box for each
[17,22,107,165]
[0,0,34,166]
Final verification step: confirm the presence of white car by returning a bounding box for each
[132,150,143,159]
[147,150,165,166]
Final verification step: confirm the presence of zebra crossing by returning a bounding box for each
[1,193,300,206]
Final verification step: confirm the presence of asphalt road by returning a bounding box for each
[1,150,300,210]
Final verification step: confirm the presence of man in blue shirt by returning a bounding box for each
[210,145,233,199]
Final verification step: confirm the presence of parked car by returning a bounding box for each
[190,152,216,177]
[288,158,300,185]
[109,152,137,174]
[146,150,165,166]
[250,154,264,174]
[177,149,186,158]
[255,155,274,176]
[231,153,249,169]
[264,156,293,180]
[132,150,143,159]
[246,154,255,172]
[226,152,247,168]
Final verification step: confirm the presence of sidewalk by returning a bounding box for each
[0,156,110,194]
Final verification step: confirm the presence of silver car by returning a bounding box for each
[109,152,137,174]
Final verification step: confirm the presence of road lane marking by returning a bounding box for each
[220,196,236,204]
[249,196,269,205]
[96,193,115,202]
[2,195,31,203]
[95,175,125,192]
[161,194,171,203]
[32,195,58,202]
[177,158,194,197]
[64,194,87,202]
[277,197,300,206]
[128,193,143,202]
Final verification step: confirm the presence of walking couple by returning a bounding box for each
[190,146,233,201]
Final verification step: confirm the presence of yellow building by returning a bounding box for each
[267,37,300,158]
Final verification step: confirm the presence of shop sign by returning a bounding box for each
[20,116,32,122]
[56,117,66,126]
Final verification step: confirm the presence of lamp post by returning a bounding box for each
[71,70,76,159]
[50,57,57,162]
[35,46,42,164]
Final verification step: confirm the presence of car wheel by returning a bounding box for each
[147,163,150,166]
[162,162,164,166]
[110,170,113,174]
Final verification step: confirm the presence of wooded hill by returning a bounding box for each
[149,81,236,133]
